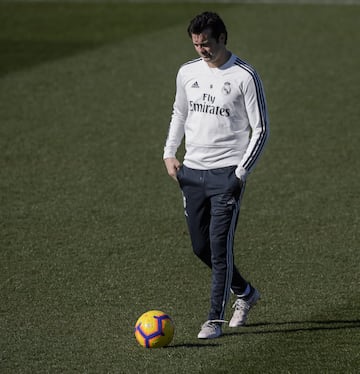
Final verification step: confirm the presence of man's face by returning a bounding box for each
[191,28,226,67]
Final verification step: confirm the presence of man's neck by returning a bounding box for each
[207,50,231,68]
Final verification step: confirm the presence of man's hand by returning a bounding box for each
[164,158,181,181]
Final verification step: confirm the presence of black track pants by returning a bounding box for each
[177,165,249,320]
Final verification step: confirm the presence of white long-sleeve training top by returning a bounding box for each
[163,53,269,181]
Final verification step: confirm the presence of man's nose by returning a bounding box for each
[198,46,206,54]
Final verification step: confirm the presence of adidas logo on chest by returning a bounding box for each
[191,81,200,88]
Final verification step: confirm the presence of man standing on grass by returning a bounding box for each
[163,11,269,339]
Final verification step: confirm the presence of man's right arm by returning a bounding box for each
[163,70,187,180]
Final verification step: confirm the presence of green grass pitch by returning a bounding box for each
[0,1,359,373]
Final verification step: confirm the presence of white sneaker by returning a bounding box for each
[197,320,224,339]
[229,287,260,327]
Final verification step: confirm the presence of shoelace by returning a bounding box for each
[204,319,228,326]
[232,298,250,311]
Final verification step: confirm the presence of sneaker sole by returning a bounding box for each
[197,331,222,339]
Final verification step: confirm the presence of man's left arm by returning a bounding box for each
[235,73,269,182]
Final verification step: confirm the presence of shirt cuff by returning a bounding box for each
[235,166,248,181]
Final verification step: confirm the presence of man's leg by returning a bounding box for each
[178,166,212,268]
[206,167,248,321]
[208,194,238,320]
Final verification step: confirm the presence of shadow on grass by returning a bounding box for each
[224,319,360,337]
[0,3,215,77]
[168,343,221,349]
[0,40,99,77]
[164,320,359,349]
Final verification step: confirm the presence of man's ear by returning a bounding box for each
[219,33,226,44]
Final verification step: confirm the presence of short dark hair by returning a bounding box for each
[187,12,228,44]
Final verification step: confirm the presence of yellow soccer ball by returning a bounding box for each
[134,310,175,348]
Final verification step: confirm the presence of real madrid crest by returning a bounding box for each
[221,81,231,95]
